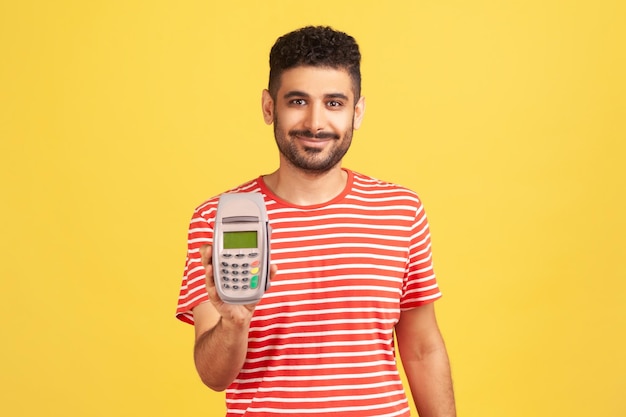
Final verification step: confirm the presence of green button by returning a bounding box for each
[250,276,259,289]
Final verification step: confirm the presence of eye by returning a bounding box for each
[327,100,343,108]
[289,98,306,106]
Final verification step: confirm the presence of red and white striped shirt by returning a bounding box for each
[176,169,441,416]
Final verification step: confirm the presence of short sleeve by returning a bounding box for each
[175,201,217,324]
[400,199,442,310]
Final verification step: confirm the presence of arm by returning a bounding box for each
[192,245,276,391]
[192,302,253,391]
[395,303,456,417]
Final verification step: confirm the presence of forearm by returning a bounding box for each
[404,346,456,417]
[194,317,250,391]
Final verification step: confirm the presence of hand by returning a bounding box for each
[198,244,277,326]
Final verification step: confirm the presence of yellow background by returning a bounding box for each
[1,1,624,416]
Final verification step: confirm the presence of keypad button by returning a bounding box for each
[220,250,265,295]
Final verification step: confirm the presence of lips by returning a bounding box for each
[289,129,340,141]
[296,136,332,149]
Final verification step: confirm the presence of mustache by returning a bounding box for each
[289,129,340,140]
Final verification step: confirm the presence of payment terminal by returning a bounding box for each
[212,192,271,304]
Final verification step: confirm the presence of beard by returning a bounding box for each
[273,115,354,174]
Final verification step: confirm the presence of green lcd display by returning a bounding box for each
[223,230,258,249]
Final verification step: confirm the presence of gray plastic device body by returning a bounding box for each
[212,192,271,304]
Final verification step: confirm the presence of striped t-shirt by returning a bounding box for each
[176,169,442,416]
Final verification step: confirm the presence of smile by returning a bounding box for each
[289,129,340,141]
[295,136,333,149]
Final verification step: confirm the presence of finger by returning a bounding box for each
[199,244,213,268]
[204,260,221,305]
[205,278,220,303]
[204,262,215,287]
[269,263,278,281]
[198,244,217,290]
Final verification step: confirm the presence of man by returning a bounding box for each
[176,26,456,417]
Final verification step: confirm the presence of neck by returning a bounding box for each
[263,163,348,206]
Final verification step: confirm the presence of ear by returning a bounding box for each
[261,89,274,125]
[353,96,366,130]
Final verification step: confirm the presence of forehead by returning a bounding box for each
[276,66,355,101]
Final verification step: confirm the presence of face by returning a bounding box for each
[262,66,365,174]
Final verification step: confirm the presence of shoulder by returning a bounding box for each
[349,170,422,205]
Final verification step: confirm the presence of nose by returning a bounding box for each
[303,102,325,132]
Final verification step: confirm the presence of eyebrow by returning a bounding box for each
[283,91,350,101]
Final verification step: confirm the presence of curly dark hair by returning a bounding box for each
[268,26,362,102]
